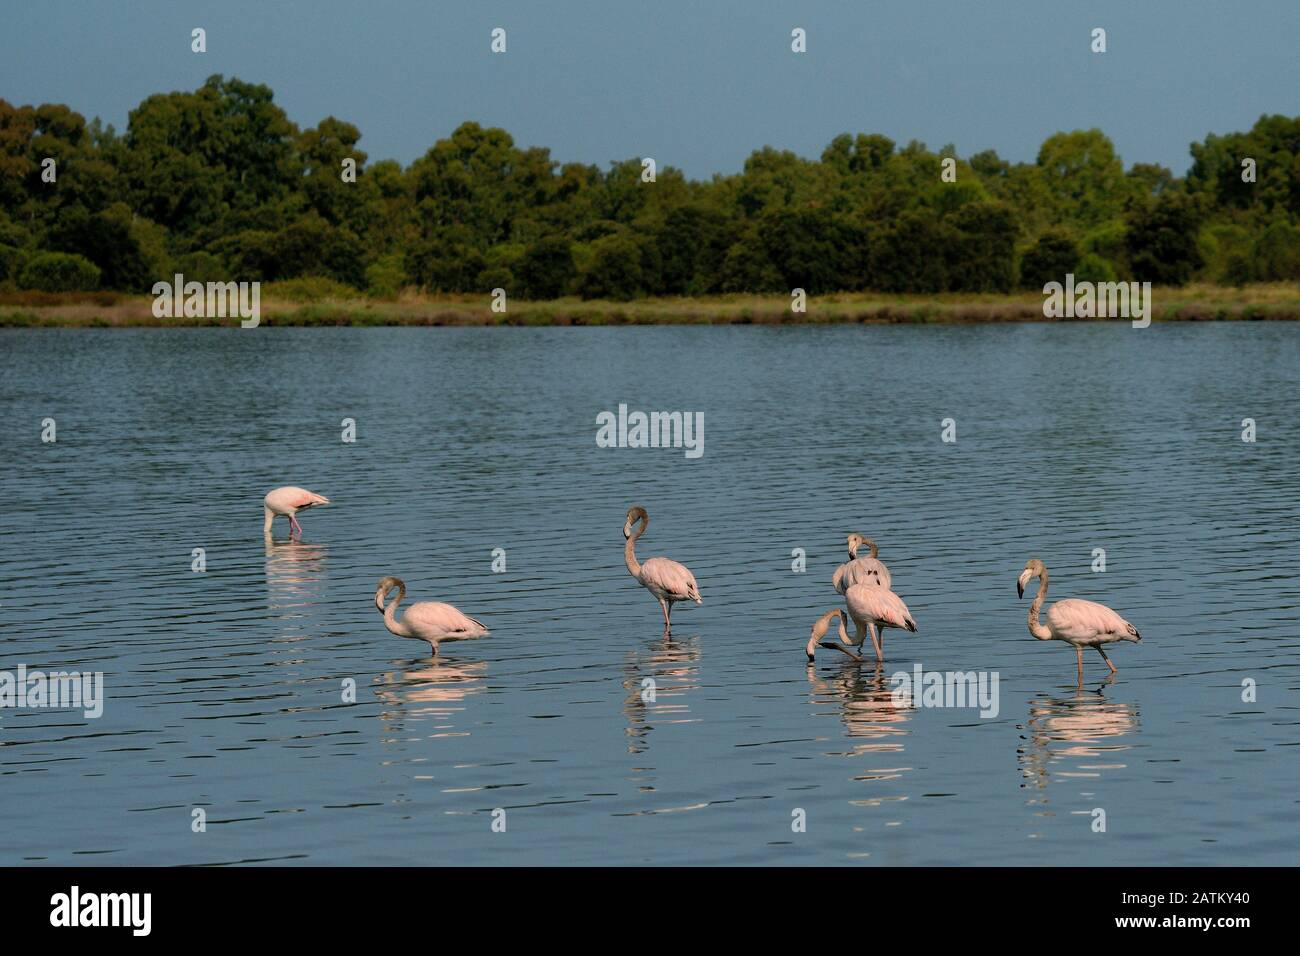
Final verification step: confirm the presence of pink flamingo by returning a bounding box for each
[843,582,917,662]
[1018,559,1141,682]
[263,486,330,538]
[375,576,489,656]
[623,506,702,634]
[832,533,893,651]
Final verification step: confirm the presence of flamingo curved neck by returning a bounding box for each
[1027,569,1052,640]
[624,519,645,579]
[383,590,414,639]
[263,505,275,534]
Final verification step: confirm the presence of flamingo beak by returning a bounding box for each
[622,521,632,539]
[1017,580,1024,599]
[1017,569,1032,599]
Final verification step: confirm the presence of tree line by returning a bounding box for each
[2,75,1297,298]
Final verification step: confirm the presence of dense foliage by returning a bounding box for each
[1,76,1297,297]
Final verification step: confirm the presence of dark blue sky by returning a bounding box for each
[3,0,1296,177]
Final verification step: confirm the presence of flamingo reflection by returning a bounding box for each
[1019,688,1140,827]
[374,659,489,738]
[264,533,329,613]
[622,635,702,756]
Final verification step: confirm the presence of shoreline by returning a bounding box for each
[2,285,1299,327]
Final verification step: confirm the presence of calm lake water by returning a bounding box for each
[1,323,1297,866]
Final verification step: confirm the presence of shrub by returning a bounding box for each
[1019,230,1080,289]
[261,276,359,301]
[1073,252,1118,284]
[18,251,101,292]
[365,254,407,299]
[517,236,575,299]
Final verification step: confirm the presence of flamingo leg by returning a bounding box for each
[869,625,884,662]
[851,620,866,647]
[1075,647,1084,683]
[658,597,672,633]
[1096,646,1117,674]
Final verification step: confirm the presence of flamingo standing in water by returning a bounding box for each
[832,533,892,592]
[1017,559,1141,682]
[843,582,917,663]
[263,486,330,538]
[623,506,702,634]
[375,576,488,656]
[832,533,892,651]
[806,608,863,662]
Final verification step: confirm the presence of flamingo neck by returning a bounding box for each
[263,505,275,534]
[864,538,879,559]
[383,588,414,638]
[1027,570,1052,640]
[624,520,644,579]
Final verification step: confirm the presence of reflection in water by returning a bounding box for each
[807,662,913,816]
[1019,688,1140,825]
[622,635,702,756]
[374,659,488,739]
[264,533,328,612]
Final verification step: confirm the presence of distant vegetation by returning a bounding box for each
[2,75,1298,299]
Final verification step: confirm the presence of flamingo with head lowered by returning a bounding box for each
[263,486,329,538]
[1017,559,1141,682]
[623,506,701,634]
[805,609,863,663]
[375,576,488,657]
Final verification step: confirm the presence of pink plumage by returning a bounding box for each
[833,556,891,593]
[263,485,330,537]
[638,556,703,605]
[1045,599,1139,644]
[844,583,917,633]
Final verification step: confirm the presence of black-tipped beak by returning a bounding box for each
[1017,581,1024,599]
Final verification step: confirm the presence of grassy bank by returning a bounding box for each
[3,284,1300,328]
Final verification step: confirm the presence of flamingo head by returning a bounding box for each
[845,533,864,558]
[1017,559,1045,598]
[806,609,847,662]
[623,506,648,539]
[375,576,405,613]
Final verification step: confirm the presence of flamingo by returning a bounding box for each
[832,533,893,651]
[843,582,917,663]
[1017,559,1141,682]
[805,608,863,662]
[832,533,892,592]
[623,506,702,634]
[375,576,488,656]
[263,486,330,538]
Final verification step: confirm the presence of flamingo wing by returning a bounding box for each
[266,486,330,512]
[1046,599,1134,643]
[640,557,702,604]
[404,601,489,640]
[834,557,891,593]
[845,583,917,631]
